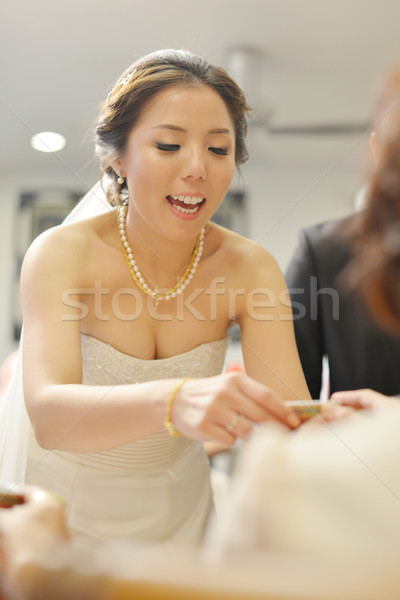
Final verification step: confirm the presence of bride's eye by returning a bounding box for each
[209,146,229,156]
[156,143,180,152]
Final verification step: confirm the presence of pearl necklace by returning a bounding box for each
[117,203,205,310]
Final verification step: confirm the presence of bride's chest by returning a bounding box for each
[78,280,232,360]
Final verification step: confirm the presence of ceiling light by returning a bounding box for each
[30,131,66,153]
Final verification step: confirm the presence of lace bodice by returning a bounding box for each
[59,333,232,473]
[81,333,231,385]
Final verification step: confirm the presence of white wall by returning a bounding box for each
[244,133,369,270]
[0,182,17,362]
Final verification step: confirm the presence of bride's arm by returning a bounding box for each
[20,227,176,452]
[236,245,311,401]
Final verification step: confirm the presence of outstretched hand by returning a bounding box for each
[172,372,301,445]
[330,388,399,411]
[297,389,399,430]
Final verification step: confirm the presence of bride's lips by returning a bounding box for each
[166,195,206,220]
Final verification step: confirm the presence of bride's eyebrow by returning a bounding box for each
[151,124,185,132]
[208,128,233,136]
[151,124,233,136]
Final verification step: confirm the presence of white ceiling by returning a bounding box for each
[2,0,400,191]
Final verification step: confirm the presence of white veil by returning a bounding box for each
[0,178,112,484]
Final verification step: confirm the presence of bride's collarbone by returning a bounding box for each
[81,277,231,320]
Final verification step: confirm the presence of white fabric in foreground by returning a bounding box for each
[205,406,400,559]
[0,178,111,484]
[0,340,29,483]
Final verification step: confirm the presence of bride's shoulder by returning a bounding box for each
[206,223,284,293]
[22,211,115,276]
[208,223,277,269]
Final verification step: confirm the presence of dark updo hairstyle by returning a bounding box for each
[95,49,251,206]
[350,62,400,333]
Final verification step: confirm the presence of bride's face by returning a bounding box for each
[114,84,236,242]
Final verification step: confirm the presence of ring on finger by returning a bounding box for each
[226,412,240,432]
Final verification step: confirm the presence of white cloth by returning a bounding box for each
[0,341,29,483]
[205,406,400,559]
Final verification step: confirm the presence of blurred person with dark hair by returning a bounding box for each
[330,62,400,408]
[285,110,400,399]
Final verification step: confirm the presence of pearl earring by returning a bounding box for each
[117,176,125,185]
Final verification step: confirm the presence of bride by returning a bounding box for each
[0,49,309,550]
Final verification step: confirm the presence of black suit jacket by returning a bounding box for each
[285,215,400,398]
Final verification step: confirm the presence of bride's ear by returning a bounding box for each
[111,159,126,180]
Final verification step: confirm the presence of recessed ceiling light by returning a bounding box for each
[30,131,66,153]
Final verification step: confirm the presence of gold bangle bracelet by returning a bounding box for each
[164,377,191,437]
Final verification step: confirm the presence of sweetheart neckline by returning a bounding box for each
[80,332,231,362]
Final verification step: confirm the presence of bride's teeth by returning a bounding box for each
[171,195,203,205]
[174,204,201,214]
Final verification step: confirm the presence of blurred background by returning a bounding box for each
[1,0,400,361]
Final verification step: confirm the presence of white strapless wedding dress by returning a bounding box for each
[25,333,230,551]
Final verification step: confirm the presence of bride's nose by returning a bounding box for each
[181,148,207,180]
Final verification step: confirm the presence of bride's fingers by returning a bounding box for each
[173,373,300,440]
[229,394,273,425]
[235,374,301,429]
[223,412,253,439]
[206,422,237,446]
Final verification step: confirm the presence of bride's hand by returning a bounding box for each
[172,372,301,445]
